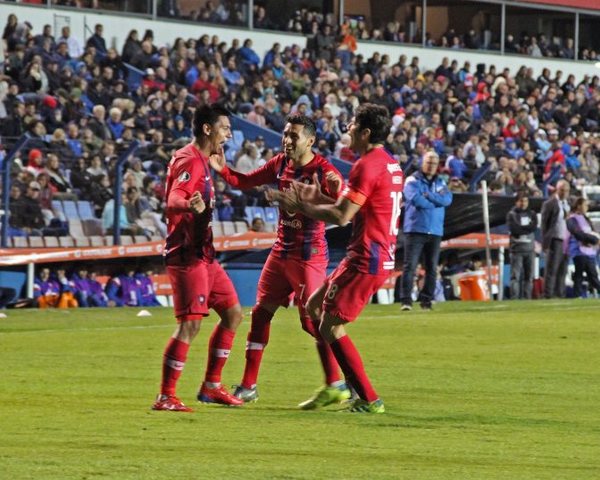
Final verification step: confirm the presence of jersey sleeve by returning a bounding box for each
[220,157,278,189]
[341,160,376,206]
[320,161,344,199]
[169,154,202,199]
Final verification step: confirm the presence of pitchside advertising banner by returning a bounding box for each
[518,0,600,10]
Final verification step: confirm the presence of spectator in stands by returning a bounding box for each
[235,143,264,173]
[507,192,538,299]
[124,186,165,238]
[400,151,453,311]
[86,24,107,59]
[102,192,145,236]
[45,153,76,199]
[57,26,82,59]
[250,216,266,233]
[541,180,570,299]
[566,197,600,298]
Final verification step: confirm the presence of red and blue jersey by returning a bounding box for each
[342,147,404,275]
[164,143,215,265]
[220,152,342,261]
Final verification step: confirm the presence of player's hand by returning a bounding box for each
[324,171,343,197]
[292,173,323,203]
[208,147,226,172]
[188,191,206,214]
[278,186,302,213]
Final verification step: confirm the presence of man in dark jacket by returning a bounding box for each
[507,193,538,299]
[541,180,570,298]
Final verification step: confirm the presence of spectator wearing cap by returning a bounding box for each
[26,149,45,176]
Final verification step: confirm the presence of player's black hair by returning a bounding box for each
[192,105,230,139]
[354,103,391,144]
[285,113,317,138]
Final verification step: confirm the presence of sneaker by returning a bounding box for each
[420,302,433,311]
[197,383,243,406]
[401,304,412,311]
[151,394,193,412]
[348,398,385,414]
[298,384,352,410]
[232,384,259,403]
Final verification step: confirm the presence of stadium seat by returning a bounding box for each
[89,236,104,247]
[12,237,28,248]
[244,206,266,224]
[212,222,223,237]
[44,237,59,248]
[28,236,44,248]
[104,236,114,246]
[58,236,75,248]
[120,236,134,245]
[77,201,95,220]
[82,218,104,236]
[264,207,278,223]
[234,221,248,234]
[51,200,65,217]
[150,235,163,242]
[62,200,80,219]
[69,219,85,238]
[73,237,90,247]
[265,222,277,232]
[221,221,235,236]
[134,235,149,244]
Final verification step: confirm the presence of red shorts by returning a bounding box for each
[322,259,389,322]
[256,254,328,315]
[167,259,239,321]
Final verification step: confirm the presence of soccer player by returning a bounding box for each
[208,114,349,409]
[272,103,403,413]
[152,105,244,412]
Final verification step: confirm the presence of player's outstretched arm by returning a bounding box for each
[167,190,205,215]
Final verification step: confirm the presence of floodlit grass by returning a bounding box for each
[1,301,599,479]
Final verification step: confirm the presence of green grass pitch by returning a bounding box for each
[1,301,599,479]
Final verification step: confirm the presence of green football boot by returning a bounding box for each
[298,384,352,410]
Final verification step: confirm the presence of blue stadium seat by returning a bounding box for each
[225,129,245,162]
[264,207,278,223]
[77,201,95,220]
[244,206,266,224]
[62,200,79,219]
[51,200,65,216]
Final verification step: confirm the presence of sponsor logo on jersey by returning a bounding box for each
[387,163,402,174]
[178,171,191,182]
[281,218,303,229]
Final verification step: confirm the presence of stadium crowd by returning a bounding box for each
[1,11,599,304]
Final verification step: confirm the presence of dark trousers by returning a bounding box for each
[544,238,568,298]
[573,255,600,298]
[400,233,441,306]
[509,250,535,299]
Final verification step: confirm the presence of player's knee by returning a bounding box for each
[304,297,321,322]
[221,303,243,330]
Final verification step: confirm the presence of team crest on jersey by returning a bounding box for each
[178,171,191,182]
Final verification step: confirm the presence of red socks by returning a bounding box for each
[316,336,342,385]
[330,335,378,402]
[241,306,273,389]
[160,337,190,396]
[204,324,236,384]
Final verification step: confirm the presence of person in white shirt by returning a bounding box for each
[57,26,83,59]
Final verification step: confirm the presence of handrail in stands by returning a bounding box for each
[469,160,491,193]
[1,135,30,248]
[112,140,140,246]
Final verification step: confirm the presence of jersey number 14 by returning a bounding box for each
[389,191,402,236]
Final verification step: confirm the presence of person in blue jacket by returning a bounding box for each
[400,151,453,310]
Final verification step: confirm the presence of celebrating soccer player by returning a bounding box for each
[152,105,244,412]
[208,114,350,409]
[272,104,403,413]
